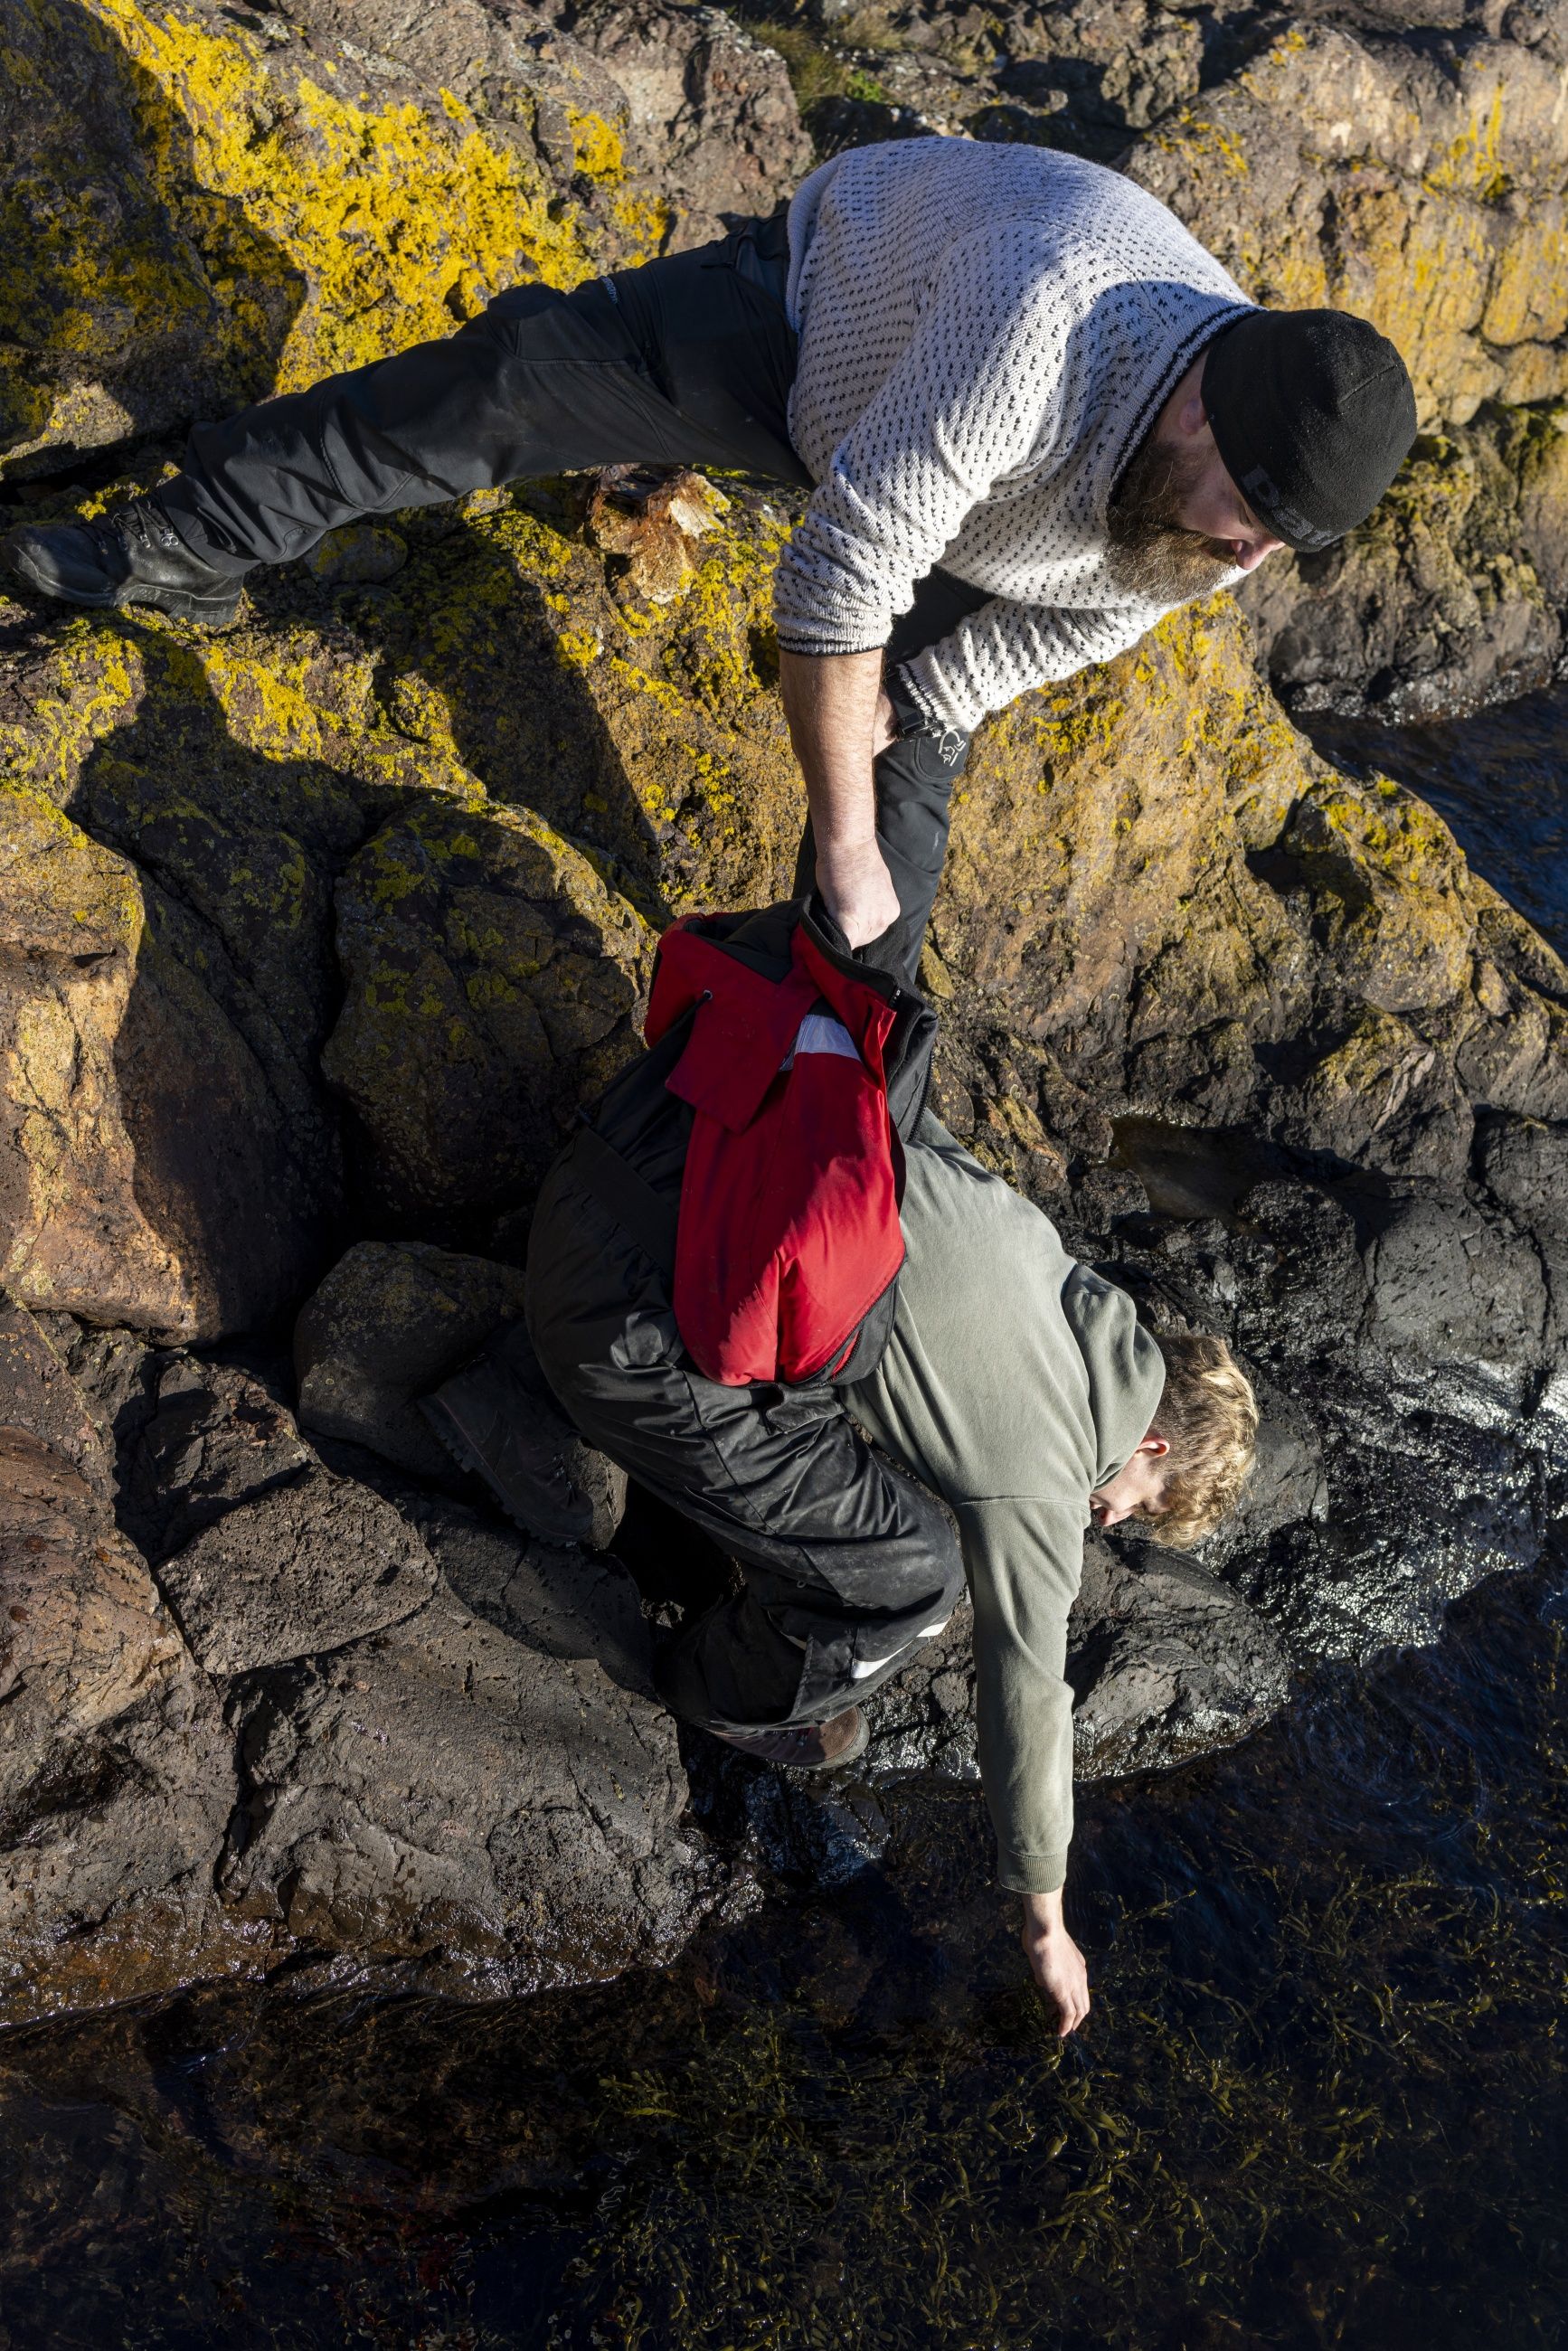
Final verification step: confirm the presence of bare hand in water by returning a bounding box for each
[1020,1890,1091,2036]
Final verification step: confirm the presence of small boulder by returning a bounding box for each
[1066,1540,1293,1780]
[304,525,408,586]
[294,1241,532,1481]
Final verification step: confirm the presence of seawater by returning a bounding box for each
[1308,682,1568,963]
[2,698,1567,2350]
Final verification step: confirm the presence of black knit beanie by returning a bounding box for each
[1201,309,1418,552]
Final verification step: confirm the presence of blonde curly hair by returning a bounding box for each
[1140,1332,1259,1548]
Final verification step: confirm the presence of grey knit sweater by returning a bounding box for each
[779,137,1254,733]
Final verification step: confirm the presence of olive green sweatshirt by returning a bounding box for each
[845,1119,1165,1894]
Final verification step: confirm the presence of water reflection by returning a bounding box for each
[1308,682,1568,960]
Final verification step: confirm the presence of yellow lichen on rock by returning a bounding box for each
[1128,24,1568,427]
[88,0,595,383]
[322,795,655,1217]
[1,0,670,472]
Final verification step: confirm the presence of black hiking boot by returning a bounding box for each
[419,1325,627,1551]
[2,496,245,627]
[708,1706,869,1771]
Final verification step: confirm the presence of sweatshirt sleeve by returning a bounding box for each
[772,227,1074,660]
[898,595,1161,737]
[959,1494,1089,1893]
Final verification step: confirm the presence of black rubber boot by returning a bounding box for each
[2,496,245,626]
[419,1322,628,1551]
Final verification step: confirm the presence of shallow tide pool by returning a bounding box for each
[1,1546,1564,2350]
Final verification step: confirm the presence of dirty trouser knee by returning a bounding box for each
[158,221,810,571]
[525,1158,966,1732]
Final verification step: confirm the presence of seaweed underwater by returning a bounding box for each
[0,1549,1563,2349]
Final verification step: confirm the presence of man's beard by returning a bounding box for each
[1106,432,1239,603]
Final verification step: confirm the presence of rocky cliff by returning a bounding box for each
[3,0,1567,2021]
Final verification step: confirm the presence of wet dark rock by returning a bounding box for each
[5,0,1568,2025]
[1066,1539,1294,1779]
[863,1533,1291,1789]
[1361,1191,1550,1367]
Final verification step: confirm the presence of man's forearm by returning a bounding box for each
[779,647,900,949]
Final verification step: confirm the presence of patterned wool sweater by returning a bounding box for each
[778,137,1254,734]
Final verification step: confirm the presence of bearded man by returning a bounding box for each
[5,137,1416,949]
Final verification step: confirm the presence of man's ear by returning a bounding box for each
[1138,1431,1172,1459]
[1172,387,1209,441]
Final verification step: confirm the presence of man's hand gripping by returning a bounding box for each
[779,647,901,950]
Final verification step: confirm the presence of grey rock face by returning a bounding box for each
[863,1534,1291,1791]
[0,1296,705,2021]
[1361,1192,1550,1367]
[130,1355,316,1560]
[224,1553,696,1988]
[158,1468,439,1676]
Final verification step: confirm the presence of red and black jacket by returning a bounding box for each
[574,898,939,1388]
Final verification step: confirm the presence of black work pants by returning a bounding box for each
[160,218,812,570]
[156,214,991,714]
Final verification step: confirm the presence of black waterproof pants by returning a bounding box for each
[525,706,971,1735]
[156,213,991,702]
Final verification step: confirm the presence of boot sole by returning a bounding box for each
[710,1712,871,1772]
[3,543,242,629]
[417,1390,593,1547]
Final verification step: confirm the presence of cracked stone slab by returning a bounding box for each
[131,1355,316,1562]
[157,1466,437,1676]
[224,1578,701,1989]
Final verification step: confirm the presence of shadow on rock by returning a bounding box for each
[0,0,304,474]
